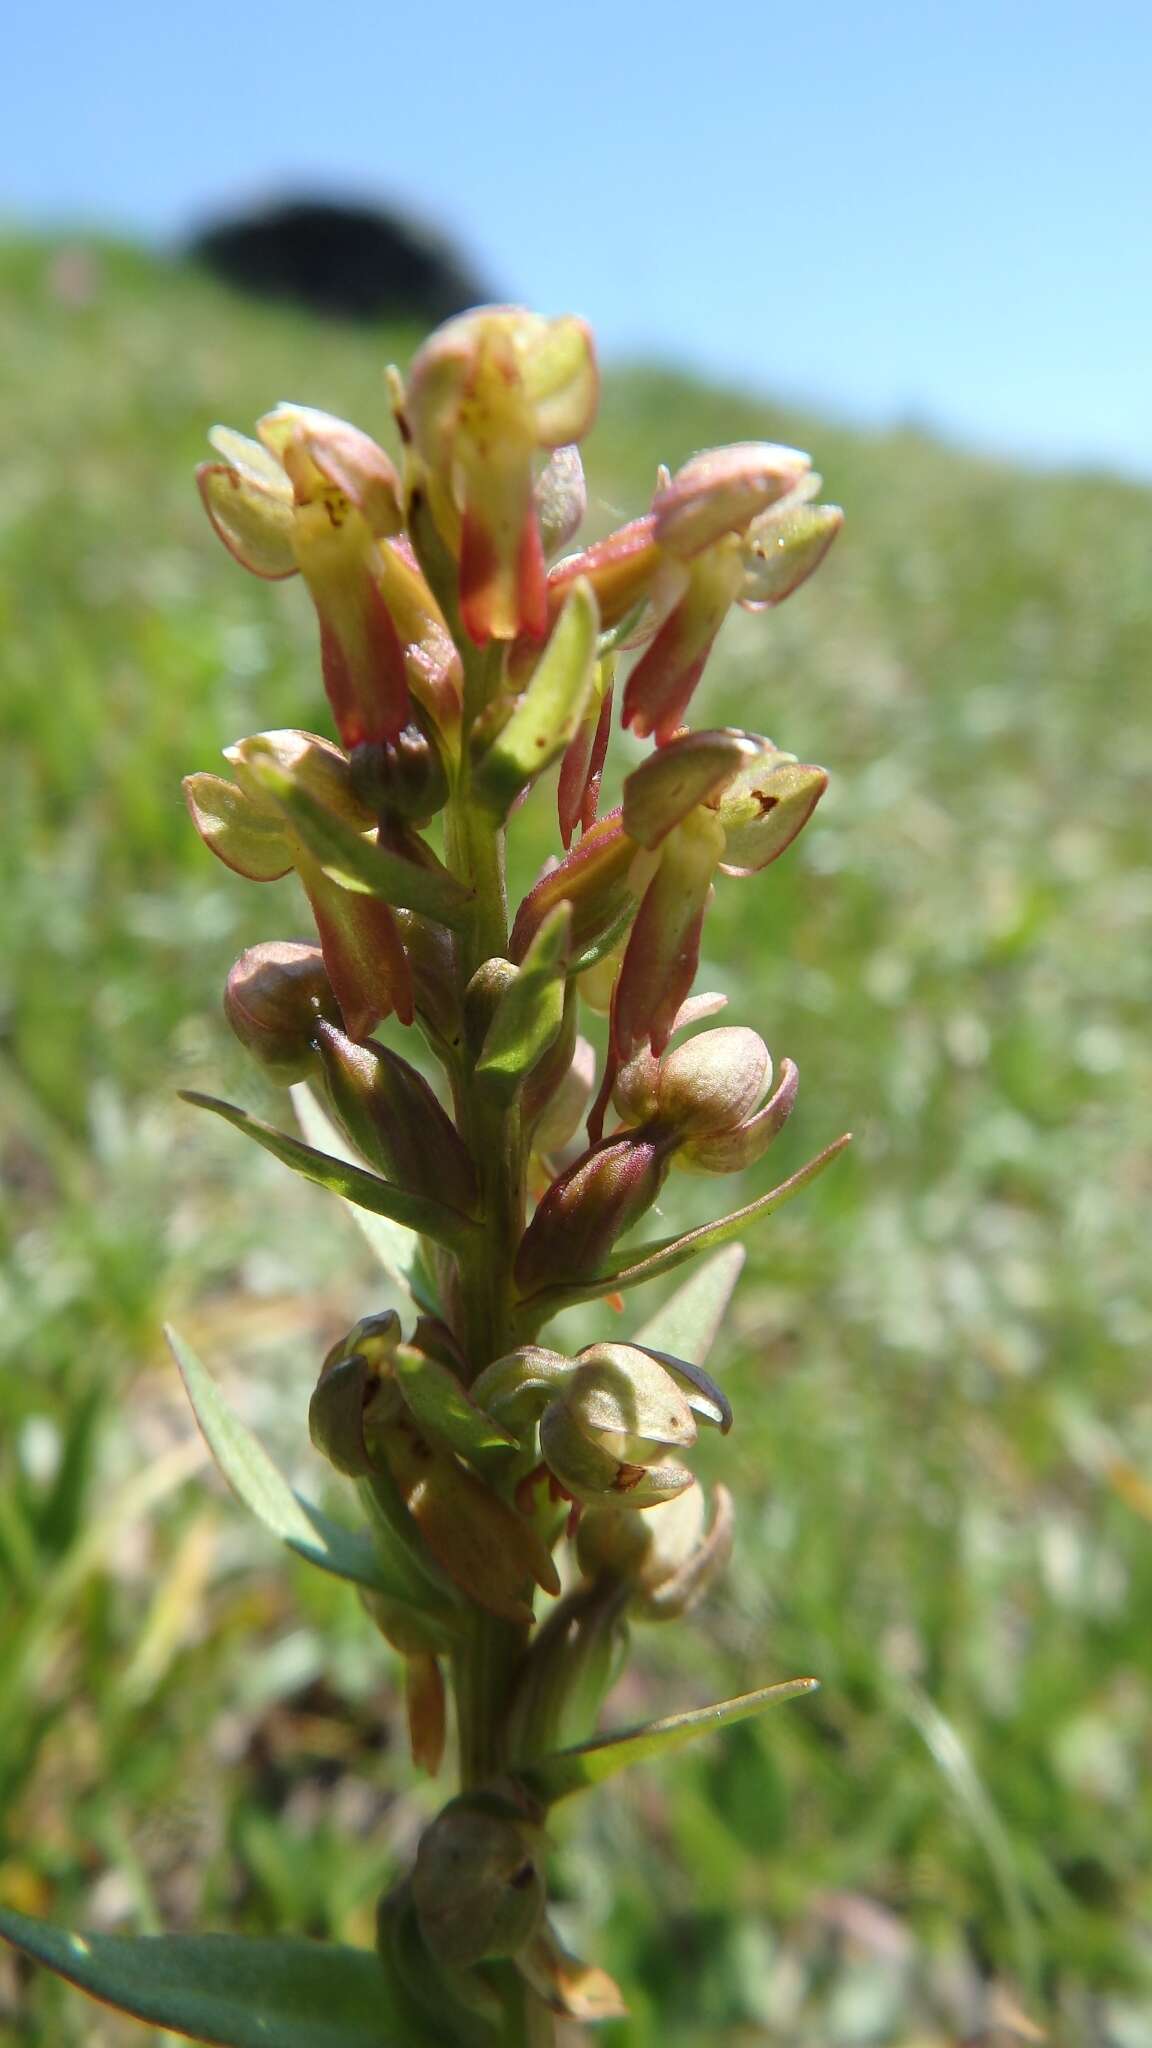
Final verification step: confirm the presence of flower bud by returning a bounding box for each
[462,957,520,1057]
[223,940,339,1082]
[536,444,587,558]
[412,1797,547,1969]
[514,1133,671,1298]
[348,717,449,824]
[539,1345,697,1508]
[313,1019,478,1214]
[678,1056,799,1172]
[650,1026,771,1138]
[406,306,598,643]
[309,1311,401,1477]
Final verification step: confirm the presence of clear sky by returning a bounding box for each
[6,0,1150,476]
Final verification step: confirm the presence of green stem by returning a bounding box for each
[438,725,556,2041]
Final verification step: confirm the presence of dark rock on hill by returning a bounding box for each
[186,195,490,325]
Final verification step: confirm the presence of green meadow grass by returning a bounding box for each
[1,235,1149,2045]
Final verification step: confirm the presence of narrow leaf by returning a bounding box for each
[166,1325,451,1627]
[632,1245,746,1363]
[518,1679,819,1805]
[523,1135,850,1319]
[0,1909,413,2048]
[476,903,571,1097]
[473,578,599,813]
[246,747,473,927]
[181,1091,476,1253]
[601,1135,851,1293]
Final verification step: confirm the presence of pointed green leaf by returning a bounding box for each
[291,1082,425,1305]
[632,1245,746,1364]
[181,1092,477,1253]
[0,1909,416,2048]
[522,1135,850,1320]
[165,1325,451,1628]
[476,904,571,1098]
[517,1678,819,1805]
[601,1135,851,1294]
[473,579,600,814]
[245,745,473,927]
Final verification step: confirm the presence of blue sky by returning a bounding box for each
[7,0,1150,475]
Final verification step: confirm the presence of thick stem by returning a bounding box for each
[441,732,552,2041]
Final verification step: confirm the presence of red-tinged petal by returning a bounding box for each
[300,860,414,1038]
[622,547,744,743]
[557,680,614,847]
[292,502,411,745]
[653,442,811,560]
[182,772,293,880]
[612,809,726,1059]
[376,537,463,732]
[510,808,645,963]
[549,516,662,630]
[196,462,297,580]
[459,451,546,644]
[257,405,403,538]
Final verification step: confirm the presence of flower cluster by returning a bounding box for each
[182,303,845,2032]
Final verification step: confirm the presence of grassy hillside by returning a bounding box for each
[1,235,1150,2046]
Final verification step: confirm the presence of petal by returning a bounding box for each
[207,425,290,490]
[653,442,811,559]
[458,445,546,643]
[259,403,404,537]
[549,515,663,631]
[715,756,829,875]
[181,771,293,880]
[299,860,414,1037]
[521,314,599,447]
[196,462,297,580]
[739,501,843,608]
[621,545,745,742]
[622,728,763,849]
[612,808,726,1058]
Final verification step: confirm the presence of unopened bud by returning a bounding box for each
[514,1133,671,1297]
[223,940,339,1082]
[309,1311,401,1476]
[313,1019,478,1214]
[412,1797,547,1969]
[348,717,449,824]
[651,1026,772,1138]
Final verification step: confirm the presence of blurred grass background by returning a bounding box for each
[1,234,1150,2047]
